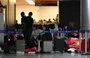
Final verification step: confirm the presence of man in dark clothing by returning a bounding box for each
[21,12,26,30]
[14,20,19,31]
[25,12,33,45]
[21,12,26,40]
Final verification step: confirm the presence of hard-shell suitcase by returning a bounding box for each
[43,41,53,53]
[16,40,25,52]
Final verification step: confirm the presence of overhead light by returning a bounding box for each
[13,0,16,3]
[25,0,35,5]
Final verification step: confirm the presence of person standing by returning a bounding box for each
[21,12,26,39]
[25,12,33,46]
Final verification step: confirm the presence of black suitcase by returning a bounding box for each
[53,38,68,53]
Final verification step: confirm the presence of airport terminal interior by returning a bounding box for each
[0,0,90,58]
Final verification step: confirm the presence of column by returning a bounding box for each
[80,0,90,30]
[81,0,90,53]
[0,0,16,27]
[7,0,16,27]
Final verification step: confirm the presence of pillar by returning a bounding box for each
[80,0,90,30]
[7,0,16,27]
[0,0,16,27]
[81,0,90,53]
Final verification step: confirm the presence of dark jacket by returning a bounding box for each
[21,16,27,30]
[26,16,33,29]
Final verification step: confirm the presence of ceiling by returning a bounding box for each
[16,0,57,6]
[16,0,79,5]
[16,0,29,5]
[60,0,80,1]
[35,0,57,6]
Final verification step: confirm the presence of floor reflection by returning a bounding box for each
[0,53,90,58]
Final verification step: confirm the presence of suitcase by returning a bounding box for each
[43,41,53,53]
[16,40,25,52]
[53,38,68,53]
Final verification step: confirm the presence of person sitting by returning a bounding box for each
[47,19,52,24]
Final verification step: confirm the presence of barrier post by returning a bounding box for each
[81,30,90,55]
[79,32,82,53]
[85,31,88,53]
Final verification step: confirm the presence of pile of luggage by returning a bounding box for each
[4,34,16,54]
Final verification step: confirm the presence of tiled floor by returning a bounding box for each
[0,53,90,58]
